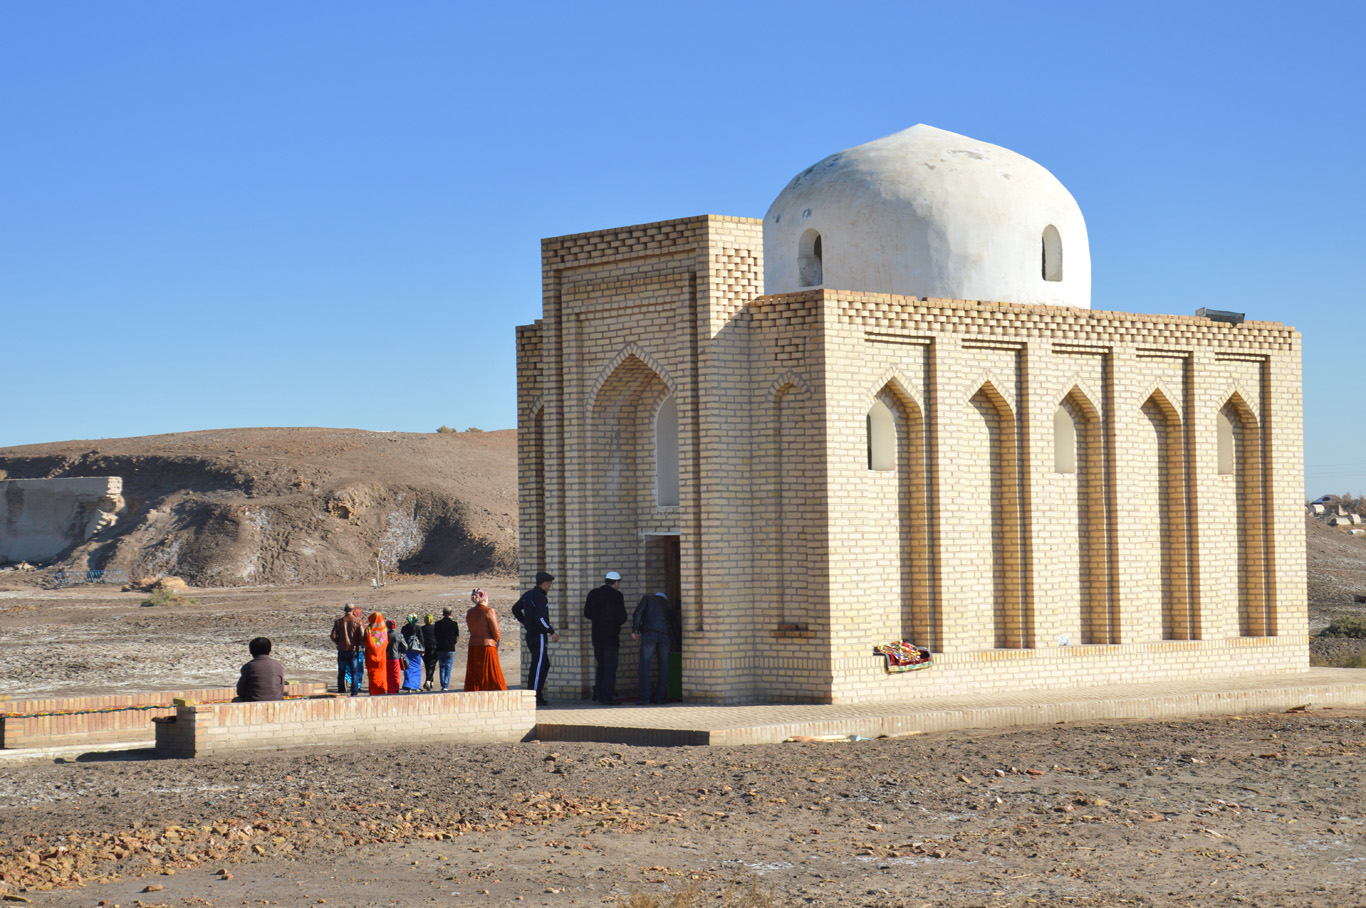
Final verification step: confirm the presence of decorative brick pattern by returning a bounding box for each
[519,217,1307,705]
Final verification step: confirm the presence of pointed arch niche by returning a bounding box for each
[1221,395,1271,636]
[866,382,937,649]
[590,354,674,616]
[1054,389,1114,644]
[966,383,1030,649]
[1138,391,1197,640]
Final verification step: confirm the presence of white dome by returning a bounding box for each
[763,125,1091,308]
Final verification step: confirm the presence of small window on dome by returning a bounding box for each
[798,229,823,287]
[1042,225,1062,282]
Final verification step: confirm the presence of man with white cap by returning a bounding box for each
[583,570,627,704]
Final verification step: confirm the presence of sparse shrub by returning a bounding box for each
[1320,615,1366,638]
[436,425,456,433]
[142,578,199,607]
[465,426,483,433]
[1311,648,1366,669]
[143,587,180,607]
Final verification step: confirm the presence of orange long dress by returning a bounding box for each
[364,612,389,695]
[463,603,507,692]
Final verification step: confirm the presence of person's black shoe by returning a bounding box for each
[536,698,549,707]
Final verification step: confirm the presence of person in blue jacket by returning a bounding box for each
[513,571,557,706]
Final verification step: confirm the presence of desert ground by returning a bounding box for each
[3,705,1365,908]
[0,577,1364,907]
[0,577,522,701]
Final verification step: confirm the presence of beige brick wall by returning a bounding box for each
[519,217,1308,705]
[156,690,537,757]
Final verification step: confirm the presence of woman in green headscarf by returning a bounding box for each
[400,613,425,692]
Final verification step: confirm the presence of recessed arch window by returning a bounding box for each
[867,398,895,471]
[1217,408,1235,475]
[655,393,679,506]
[1042,225,1063,282]
[1052,405,1077,473]
[798,229,823,287]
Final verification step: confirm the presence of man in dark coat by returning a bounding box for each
[434,607,461,691]
[583,570,626,704]
[632,592,671,706]
[514,571,557,706]
[235,637,285,702]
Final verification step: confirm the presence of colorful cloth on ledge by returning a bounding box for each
[873,641,933,673]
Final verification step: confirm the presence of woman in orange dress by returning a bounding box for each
[464,589,507,692]
[363,612,389,695]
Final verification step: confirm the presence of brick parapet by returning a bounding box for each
[811,291,1297,352]
[155,690,537,758]
[1,684,324,749]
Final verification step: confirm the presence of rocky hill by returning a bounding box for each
[0,427,517,586]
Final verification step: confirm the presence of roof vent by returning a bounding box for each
[1196,307,1245,325]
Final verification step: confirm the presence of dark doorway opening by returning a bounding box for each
[645,533,683,700]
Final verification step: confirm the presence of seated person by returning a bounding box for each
[235,637,285,702]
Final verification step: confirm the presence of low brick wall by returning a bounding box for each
[155,690,537,758]
[0,684,325,750]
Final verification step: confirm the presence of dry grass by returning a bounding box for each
[1311,649,1366,669]
[142,586,199,607]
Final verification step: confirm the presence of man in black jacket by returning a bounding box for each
[515,571,557,705]
[583,570,626,705]
[632,592,671,706]
[433,607,461,691]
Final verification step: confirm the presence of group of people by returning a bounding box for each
[328,594,508,696]
[513,569,674,707]
[278,572,673,707]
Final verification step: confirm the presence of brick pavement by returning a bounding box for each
[534,668,1366,746]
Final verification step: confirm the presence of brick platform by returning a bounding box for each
[534,668,1366,746]
[0,684,326,750]
[155,689,537,758]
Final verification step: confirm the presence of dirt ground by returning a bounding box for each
[0,577,523,700]
[1,580,1366,907]
[2,711,1365,907]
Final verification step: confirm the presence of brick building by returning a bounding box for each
[516,125,1306,705]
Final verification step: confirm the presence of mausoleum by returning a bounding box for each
[516,125,1306,705]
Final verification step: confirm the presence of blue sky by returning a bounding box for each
[2,2,1362,495]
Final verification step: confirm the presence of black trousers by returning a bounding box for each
[592,642,620,703]
[526,633,550,699]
